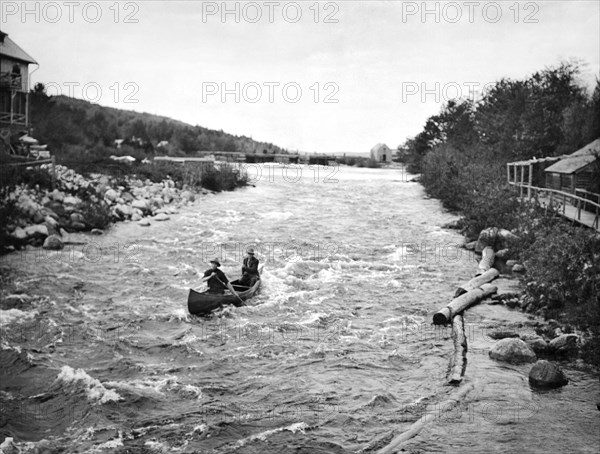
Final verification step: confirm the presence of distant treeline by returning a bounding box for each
[28,83,287,163]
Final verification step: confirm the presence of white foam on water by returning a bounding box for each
[55,366,122,404]
[260,211,294,221]
[0,308,38,325]
[95,431,123,450]
[233,421,310,448]
[104,375,202,400]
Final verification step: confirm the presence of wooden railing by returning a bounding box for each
[509,182,600,230]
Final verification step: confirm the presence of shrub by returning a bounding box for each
[78,200,112,230]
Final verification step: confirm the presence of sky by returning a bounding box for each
[1,1,599,154]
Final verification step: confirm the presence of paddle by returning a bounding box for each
[212,273,245,306]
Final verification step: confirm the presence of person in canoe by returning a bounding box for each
[201,258,239,296]
[237,248,260,288]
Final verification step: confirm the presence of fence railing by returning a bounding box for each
[1,156,57,189]
[509,182,600,229]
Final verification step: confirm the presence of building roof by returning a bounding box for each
[371,143,390,153]
[0,32,37,64]
[545,138,600,174]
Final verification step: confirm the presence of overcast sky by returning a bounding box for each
[2,1,599,154]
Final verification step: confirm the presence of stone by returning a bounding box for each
[154,213,170,221]
[115,203,133,218]
[11,227,27,240]
[32,210,45,224]
[91,228,103,235]
[131,199,149,211]
[138,219,151,227]
[506,260,518,267]
[548,334,579,355]
[489,338,536,364]
[43,234,64,250]
[487,330,520,340]
[50,189,65,202]
[478,227,499,250]
[529,360,568,388]
[512,263,526,273]
[70,212,85,224]
[121,192,134,203]
[525,337,549,355]
[24,224,48,237]
[495,248,511,260]
[63,195,80,205]
[180,190,195,202]
[70,221,86,231]
[131,212,142,222]
[104,188,118,202]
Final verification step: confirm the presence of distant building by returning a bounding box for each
[370,143,392,162]
[544,138,600,193]
[0,30,37,153]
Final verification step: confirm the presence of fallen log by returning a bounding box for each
[455,268,499,297]
[433,283,498,325]
[476,246,495,275]
[447,314,467,384]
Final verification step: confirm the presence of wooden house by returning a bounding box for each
[544,138,600,194]
[370,143,392,162]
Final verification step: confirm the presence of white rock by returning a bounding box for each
[50,189,65,202]
[115,203,133,218]
[489,338,536,364]
[43,235,64,250]
[138,219,151,226]
[63,196,81,205]
[131,199,149,210]
[154,213,170,221]
[24,224,48,237]
[11,227,27,240]
[104,188,119,202]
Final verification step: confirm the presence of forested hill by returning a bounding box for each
[29,84,288,160]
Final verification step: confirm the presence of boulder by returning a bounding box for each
[548,334,579,355]
[487,330,520,340]
[70,221,86,231]
[50,189,65,202]
[138,219,151,227]
[91,228,103,235]
[529,360,568,388]
[11,227,27,240]
[131,211,142,222]
[63,196,81,205]
[497,228,521,249]
[43,235,64,250]
[24,224,48,238]
[477,227,499,251]
[521,334,549,355]
[512,263,526,273]
[115,203,133,218]
[506,260,518,267]
[121,192,134,203]
[154,213,170,221]
[180,190,195,202]
[32,210,45,224]
[495,248,511,260]
[70,212,85,224]
[104,188,119,202]
[131,199,149,211]
[489,338,536,364]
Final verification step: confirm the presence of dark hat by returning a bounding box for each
[246,248,255,255]
[209,258,221,267]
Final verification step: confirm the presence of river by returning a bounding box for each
[1,165,598,453]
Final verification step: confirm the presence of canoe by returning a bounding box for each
[187,267,262,315]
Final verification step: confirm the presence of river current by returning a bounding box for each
[1,165,598,453]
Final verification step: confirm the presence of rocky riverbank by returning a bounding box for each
[1,163,210,253]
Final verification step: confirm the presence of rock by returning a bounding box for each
[131,199,149,211]
[512,263,526,273]
[91,228,103,235]
[104,188,119,202]
[489,338,536,364]
[497,228,521,249]
[180,190,195,202]
[0,437,19,454]
[121,192,134,203]
[463,241,477,251]
[443,220,461,229]
[115,203,133,218]
[63,195,81,205]
[478,227,499,250]
[43,235,64,250]
[505,298,521,308]
[548,334,579,355]
[488,330,520,340]
[524,337,549,355]
[495,248,511,260]
[70,212,85,224]
[131,212,142,222]
[70,221,86,231]
[24,224,48,238]
[529,360,568,388]
[50,189,65,202]
[154,213,170,221]
[32,210,45,224]
[506,260,518,267]
[11,227,27,240]
[138,219,151,227]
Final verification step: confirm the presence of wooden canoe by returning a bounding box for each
[187,267,262,315]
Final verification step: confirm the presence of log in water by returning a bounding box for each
[455,268,499,297]
[433,283,498,325]
[447,314,467,384]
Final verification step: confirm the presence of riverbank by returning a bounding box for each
[0,160,247,255]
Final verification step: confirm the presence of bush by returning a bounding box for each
[201,163,247,192]
[78,200,112,230]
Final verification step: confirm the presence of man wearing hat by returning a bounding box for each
[238,248,260,288]
[201,258,239,295]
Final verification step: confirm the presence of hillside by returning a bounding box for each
[28,84,288,160]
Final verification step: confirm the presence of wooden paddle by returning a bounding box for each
[212,274,245,306]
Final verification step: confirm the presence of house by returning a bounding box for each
[0,30,37,153]
[370,143,392,162]
[544,138,600,193]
